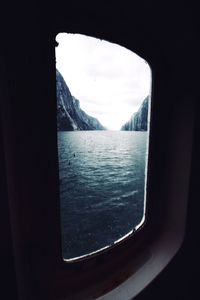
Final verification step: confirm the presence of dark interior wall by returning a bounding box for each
[0,1,199,299]
[0,3,58,299]
[0,126,18,299]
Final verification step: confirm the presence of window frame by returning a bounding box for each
[52,31,194,300]
[0,3,195,299]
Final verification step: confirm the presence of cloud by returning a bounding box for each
[55,33,151,130]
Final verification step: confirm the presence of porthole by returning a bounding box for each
[55,33,152,260]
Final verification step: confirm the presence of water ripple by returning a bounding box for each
[58,131,148,259]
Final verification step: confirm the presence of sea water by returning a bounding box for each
[58,131,148,259]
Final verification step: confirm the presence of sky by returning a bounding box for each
[55,33,151,130]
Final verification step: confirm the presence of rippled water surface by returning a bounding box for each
[58,131,148,259]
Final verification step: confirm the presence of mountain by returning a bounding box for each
[56,69,105,131]
[121,96,149,131]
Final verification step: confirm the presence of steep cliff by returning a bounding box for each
[56,69,105,131]
[121,96,149,131]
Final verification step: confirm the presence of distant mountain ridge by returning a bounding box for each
[121,96,149,131]
[56,69,105,131]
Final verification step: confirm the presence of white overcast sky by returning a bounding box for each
[55,33,151,130]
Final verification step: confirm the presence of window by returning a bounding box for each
[55,33,151,260]
[1,3,195,300]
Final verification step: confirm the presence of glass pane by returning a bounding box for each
[56,33,151,260]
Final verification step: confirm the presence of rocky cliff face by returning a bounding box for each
[121,96,149,131]
[56,69,105,131]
